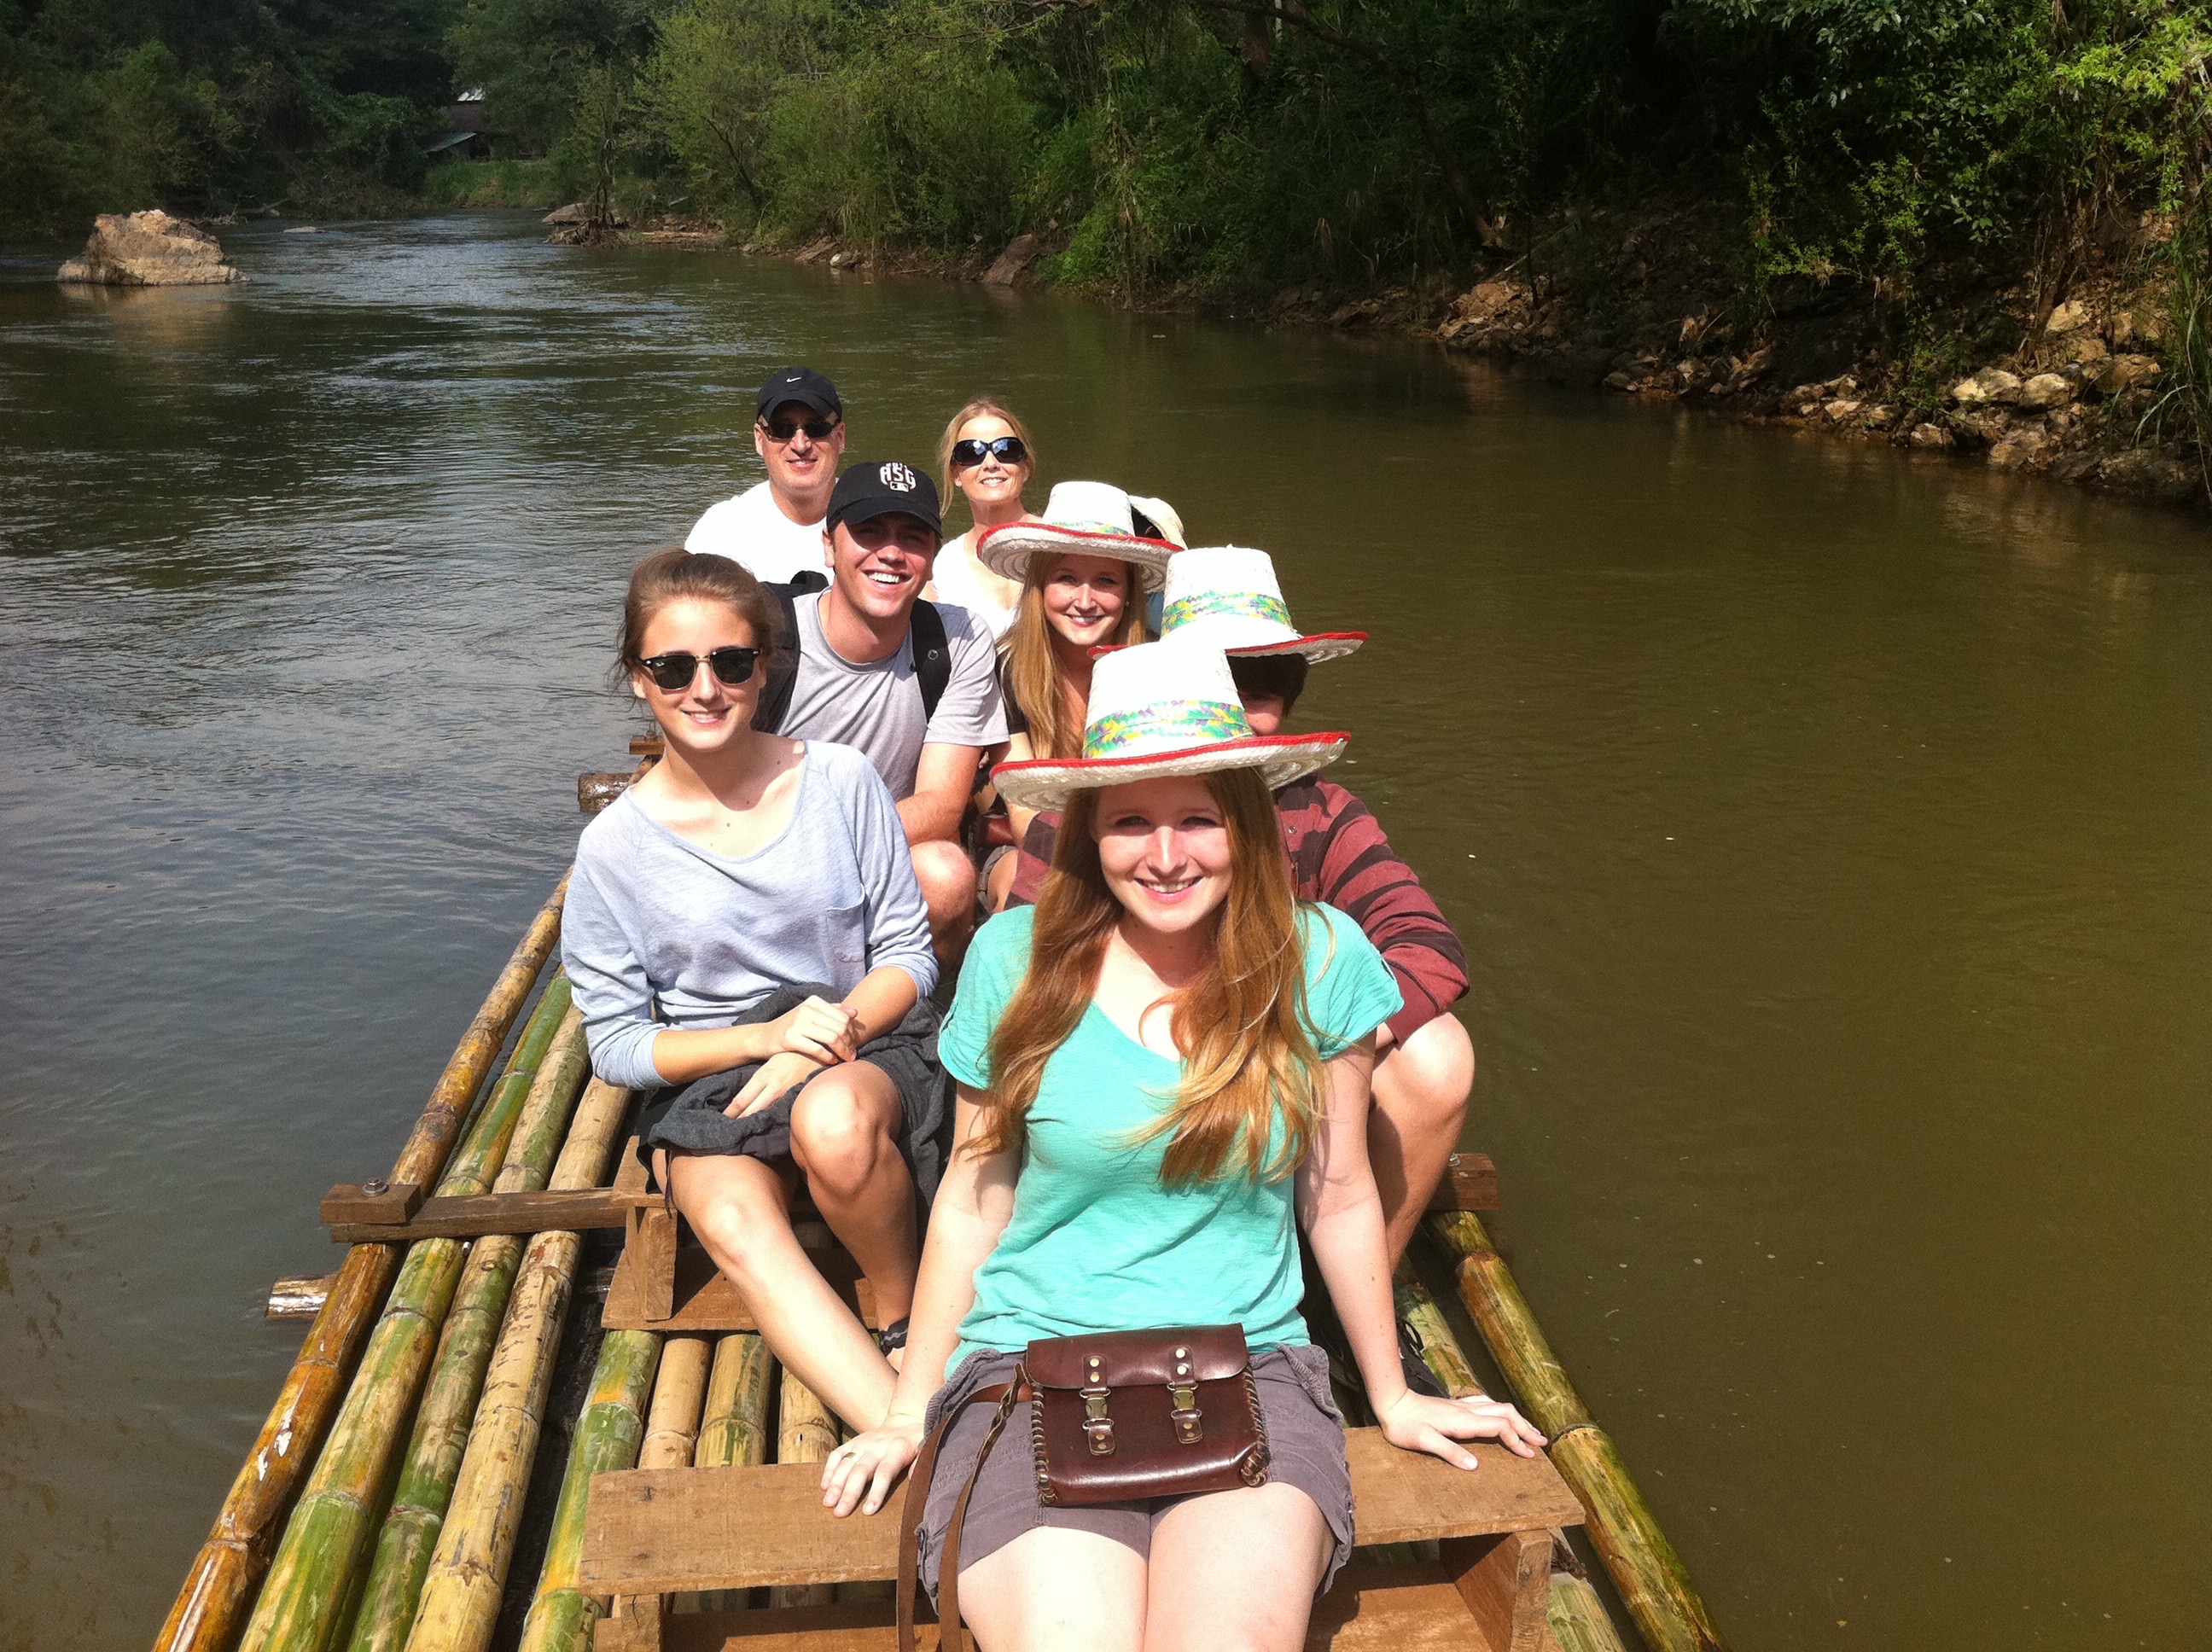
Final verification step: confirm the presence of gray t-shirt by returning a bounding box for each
[562,741,939,1091]
[783,592,1006,799]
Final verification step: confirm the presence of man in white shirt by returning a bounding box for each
[684,366,847,585]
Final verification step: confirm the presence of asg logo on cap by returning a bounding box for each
[878,462,918,492]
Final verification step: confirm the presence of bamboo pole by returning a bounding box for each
[514,1331,662,1652]
[346,1057,611,1652]
[239,996,585,1652]
[693,1335,772,1469]
[771,1372,839,1609]
[1426,1212,1726,1652]
[402,1076,632,1652]
[155,876,568,1652]
[637,1337,713,1470]
[1551,1572,1627,1652]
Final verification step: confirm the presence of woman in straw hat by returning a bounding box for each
[1010,550,1476,1392]
[820,640,1543,1650]
[925,398,1041,642]
[973,480,1179,906]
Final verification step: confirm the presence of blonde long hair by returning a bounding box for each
[936,396,1039,521]
[1001,556,1150,759]
[974,769,1324,1186]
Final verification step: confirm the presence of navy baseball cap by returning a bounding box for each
[755,366,842,421]
[827,460,942,539]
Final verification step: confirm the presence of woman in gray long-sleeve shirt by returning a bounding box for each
[562,549,940,1430]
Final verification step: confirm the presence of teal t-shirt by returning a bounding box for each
[938,902,1402,1377]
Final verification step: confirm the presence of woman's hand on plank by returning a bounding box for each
[819,1418,925,1516]
[1376,1390,1547,1469]
[723,1050,830,1117]
[765,995,861,1064]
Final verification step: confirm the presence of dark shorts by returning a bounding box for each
[914,1344,1354,1603]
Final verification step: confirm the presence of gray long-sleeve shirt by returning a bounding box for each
[562,740,939,1090]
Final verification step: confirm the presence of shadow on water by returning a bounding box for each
[2,211,2208,1651]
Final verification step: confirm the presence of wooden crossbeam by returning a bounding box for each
[1426,1153,1499,1213]
[324,1186,658,1243]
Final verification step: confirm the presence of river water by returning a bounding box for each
[2,212,2206,1651]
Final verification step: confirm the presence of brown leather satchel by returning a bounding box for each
[896,1324,1267,1652]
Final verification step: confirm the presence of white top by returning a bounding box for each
[684,481,829,585]
[928,532,1022,641]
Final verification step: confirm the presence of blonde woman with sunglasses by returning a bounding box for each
[925,398,1040,642]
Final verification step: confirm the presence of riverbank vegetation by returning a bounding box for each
[7,0,2209,490]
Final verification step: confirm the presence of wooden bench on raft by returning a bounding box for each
[580,1424,1584,1652]
[600,1143,1501,1334]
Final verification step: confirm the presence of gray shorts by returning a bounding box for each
[913,1343,1354,1603]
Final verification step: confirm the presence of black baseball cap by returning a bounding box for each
[827,459,942,540]
[755,366,842,422]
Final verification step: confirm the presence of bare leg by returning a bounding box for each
[985,846,1020,913]
[1143,1483,1333,1652]
[787,1062,920,1324]
[667,1149,895,1430]
[1367,1014,1476,1264]
[958,1527,1147,1652]
[910,838,978,963]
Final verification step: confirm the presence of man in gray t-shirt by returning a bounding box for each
[777,459,1007,956]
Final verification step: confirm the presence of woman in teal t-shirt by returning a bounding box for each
[822,641,1543,1651]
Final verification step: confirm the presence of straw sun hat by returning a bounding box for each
[976,480,1184,591]
[992,638,1348,812]
[1158,546,1366,665]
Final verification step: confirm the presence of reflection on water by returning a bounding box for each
[3,212,2209,1651]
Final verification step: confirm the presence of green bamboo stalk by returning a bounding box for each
[1393,1264,1486,1399]
[236,988,579,1652]
[402,1078,632,1652]
[515,1332,662,1652]
[1426,1211,1726,1652]
[693,1334,773,1469]
[157,878,568,1652]
[336,1026,596,1652]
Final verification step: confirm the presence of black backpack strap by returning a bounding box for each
[753,582,805,733]
[911,599,951,723]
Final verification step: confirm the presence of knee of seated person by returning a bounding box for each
[684,1184,783,1265]
[789,1073,888,1186]
[911,840,975,916]
[1382,1015,1475,1115]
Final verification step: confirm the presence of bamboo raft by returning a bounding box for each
[153,754,1728,1652]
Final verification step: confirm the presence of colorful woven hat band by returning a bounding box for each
[1160,588,1295,632]
[1083,696,1253,759]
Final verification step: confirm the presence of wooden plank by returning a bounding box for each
[1445,1529,1554,1652]
[327,1186,656,1242]
[601,1566,1497,1652]
[265,1272,336,1322]
[602,1239,877,1334]
[629,735,667,755]
[581,1428,1579,1597]
[1426,1153,1499,1213]
[626,1203,679,1323]
[320,1180,425,1224]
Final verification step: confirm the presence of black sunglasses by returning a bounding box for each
[760,415,840,443]
[637,647,761,691]
[950,435,1028,468]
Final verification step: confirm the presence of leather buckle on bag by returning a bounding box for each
[1168,1382,1202,1444]
[1081,1385,1115,1455]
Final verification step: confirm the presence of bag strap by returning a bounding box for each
[896,1375,1026,1652]
[911,598,951,723]
[752,581,805,733]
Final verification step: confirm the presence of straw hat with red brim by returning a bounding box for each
[992,637,1348,812]
[1158,545,1365,665]
[976,480,1181,591]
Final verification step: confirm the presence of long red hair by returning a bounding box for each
[974,768,1324,1185]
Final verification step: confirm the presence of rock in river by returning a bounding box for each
[56,211,242,286]
[1950,367,2022,405]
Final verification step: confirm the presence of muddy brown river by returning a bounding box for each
[2,211,2206,1651]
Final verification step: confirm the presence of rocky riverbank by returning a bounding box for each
[560,204,2207,513]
